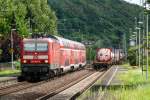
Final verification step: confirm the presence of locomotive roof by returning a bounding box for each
[23,38,55,42]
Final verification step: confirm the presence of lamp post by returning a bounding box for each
[136,27,141,68]
[133,32,138,66]
[11,28,16,69]
[139,21,144,74]
[129,35,136,46]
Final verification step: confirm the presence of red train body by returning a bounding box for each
[93,48,124,69]
[19,35,86,80]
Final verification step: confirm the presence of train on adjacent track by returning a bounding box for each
[93,48,125,69]
[18,35,86,81]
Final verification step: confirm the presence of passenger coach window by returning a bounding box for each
[24,43,35,51]
[37,43,48,51]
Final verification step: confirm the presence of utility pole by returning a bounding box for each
[146,14,149,80]
[123,33,127,61]
[142,14,145,74]
[141,0,145,76]
[139,27,141,68]
[134,17,138,66]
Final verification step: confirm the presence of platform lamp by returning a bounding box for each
[135,27,141,68]
[139,21,144,74]
[133,32,138,66]
[129,35,136,46]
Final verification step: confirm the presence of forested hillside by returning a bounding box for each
[48,0,141,47]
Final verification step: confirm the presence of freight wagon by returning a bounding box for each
[93,48,124,69]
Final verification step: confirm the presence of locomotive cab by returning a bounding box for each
[19,39,52,81]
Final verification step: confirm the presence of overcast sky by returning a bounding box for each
[124,0,140,5]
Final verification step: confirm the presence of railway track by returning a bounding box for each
[0,68,93,100]
[0,66,112,100]
[0,66,90,94]
[37,70,97,100]
[0,80,50,96]
[42,68,108,100]
[77,66,119,100]
[0,78,19,89]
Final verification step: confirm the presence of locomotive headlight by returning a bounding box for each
[44,60,48,63]
[23,60,27,63]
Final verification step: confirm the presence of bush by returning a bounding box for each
[14,61,21,70]
[127,47,137,66]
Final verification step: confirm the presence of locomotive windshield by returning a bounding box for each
[24,43,35,51]
[24,42,48,52]
[37,43,48,51]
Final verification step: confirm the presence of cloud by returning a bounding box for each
[124,0,140,5]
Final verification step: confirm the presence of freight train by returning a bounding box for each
[18,35,86,81]
[93,48,124,69]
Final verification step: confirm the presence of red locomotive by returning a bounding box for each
[93,48,124,69]
[18,35,86,81]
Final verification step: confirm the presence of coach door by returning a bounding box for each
[52,42,60,69]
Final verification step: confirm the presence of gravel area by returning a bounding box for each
[0,77,16,81]
[0,69,93,100]
[0,77,18,89]
[49,72,102,100]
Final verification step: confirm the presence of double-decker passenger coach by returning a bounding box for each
[18,35,86,81]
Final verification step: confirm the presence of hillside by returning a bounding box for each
[48,0,141,47]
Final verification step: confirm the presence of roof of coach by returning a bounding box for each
[23,35,85,50]
[55,36,85,50]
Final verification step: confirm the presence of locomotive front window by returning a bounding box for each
[37,43,48,51]
[24,43,35,51]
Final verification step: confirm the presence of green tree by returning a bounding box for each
[0,0,57,61]
[0,0,57,37]
[24,0,57,35]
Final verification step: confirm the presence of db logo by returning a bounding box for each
[33,55,38,59]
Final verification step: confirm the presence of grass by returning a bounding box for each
[78,65,150,100]
[107,67,150,100]
[109,85,150,100]
[0,69,20,76]
[0,60,21,76]
[121,63,130,67]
